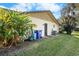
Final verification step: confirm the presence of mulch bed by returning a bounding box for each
[0,40,36,56]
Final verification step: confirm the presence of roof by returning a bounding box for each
[0,7,59,25]
[25,10,60,25]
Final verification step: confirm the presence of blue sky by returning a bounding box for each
[0,3,66,19]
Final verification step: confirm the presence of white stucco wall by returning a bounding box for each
[31,17,54,36]
[29,12,59,37]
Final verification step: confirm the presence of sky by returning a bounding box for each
[0,3,66,19]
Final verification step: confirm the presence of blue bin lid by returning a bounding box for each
[34,30,38,32]
[34,30,42,33]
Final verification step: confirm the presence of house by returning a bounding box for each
[27,11,59,37]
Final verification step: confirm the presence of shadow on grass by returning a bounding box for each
[61,31,79,39]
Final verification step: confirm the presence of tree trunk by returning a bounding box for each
[8,35,20,48]
[66,28,72,35]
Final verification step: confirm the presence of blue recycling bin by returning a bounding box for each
[34,30,42,40]
[39,30,42,38]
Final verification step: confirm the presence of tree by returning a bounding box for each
[61,4,77,35]
[0,8,34,48]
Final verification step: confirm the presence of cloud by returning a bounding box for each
[9,3,61,13]
[36,3,61,12]
[10,3,33,12]
[0,3,61,13]
[0,4,28,12]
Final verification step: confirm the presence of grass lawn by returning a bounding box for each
[13,33,79,56]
